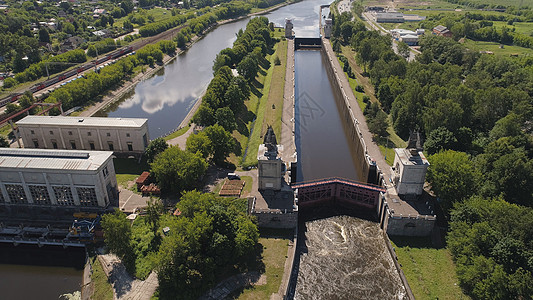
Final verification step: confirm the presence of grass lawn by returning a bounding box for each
[113,157,150,189]
[113,7,174,29]
[234,229,292,299]
[390,236,470,300]
[492,21,533,36]
[241,38,286,168]
[336,56,367,111]
[91,257,114,300]
[463,39,533,56]
[262,39,287,140]
[163,125,190,141]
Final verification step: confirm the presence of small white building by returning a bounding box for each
[16,116,149,156]
[392,132,429,196]
[400,34,419,46]
[0,148,117,209]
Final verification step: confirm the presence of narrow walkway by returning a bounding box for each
[280,38,296,166]
[166,125,195,149]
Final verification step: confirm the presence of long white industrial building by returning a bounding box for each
[0,148,117,209]
[16,116,149,156]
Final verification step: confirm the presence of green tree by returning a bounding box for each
[144,137,168,163]
[38,28,50,43]
[150,146,208,194]
[215,107,237,132]
[186,131,212,159]
[0,136,9,147]
[101,209,135,272]
[426,150,479,213]
[204,124,236,164]
[146,197,164,232]
[236,55,258,82]
[367,110,389,137]
[397,41,410,59]
[424,127,458,155]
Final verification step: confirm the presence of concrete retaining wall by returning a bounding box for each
[253,210,298,229]
[319,42,375,183]
[384,211,436,236]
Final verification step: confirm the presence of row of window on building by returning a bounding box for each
[0,184,99,207]
[31,139,134,151]
[29,129,132,138]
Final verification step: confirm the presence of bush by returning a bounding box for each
[3,77,16,89]
[274,55,281,65]
[355,85,364,92]
[362,95,370,103]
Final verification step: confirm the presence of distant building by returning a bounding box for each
[258,126,284,191]
[16,116,149,156]
[400,34,418,46]
[392,131,429,196]
[433,25,452,37]
[60,36,85,52]
[92,29,111,38]
[0,148,118,211]
[376,12,404,23]
[416,28,425,35]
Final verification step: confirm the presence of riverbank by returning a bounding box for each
[77,0,297,125]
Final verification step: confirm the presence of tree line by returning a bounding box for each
[331,11,533,299]
[101,191,259,299]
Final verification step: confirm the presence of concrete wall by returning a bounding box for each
[253,210,298,229]
[382,208,436,236]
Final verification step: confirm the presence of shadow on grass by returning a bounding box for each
[389,235,436,249]
[113,157,150,175]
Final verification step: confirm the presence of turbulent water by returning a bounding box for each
[294,216,407,300]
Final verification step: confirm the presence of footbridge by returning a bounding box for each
[292,177,385,210]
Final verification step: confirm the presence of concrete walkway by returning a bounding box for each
[280,38,296,166]
[166,125,195,149]
[98,254,158,300]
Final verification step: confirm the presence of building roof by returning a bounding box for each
[394,148,429,166]
[0,148,112,171]
[16,116,147,128]
[433,25,447,32]
[376,12,404,19]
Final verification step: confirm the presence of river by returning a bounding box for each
[96,0,328,138]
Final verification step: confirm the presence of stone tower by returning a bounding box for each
[392,130,429,196]
[324,18,332,38]
[258,126,284,191]
[285,19,293,38]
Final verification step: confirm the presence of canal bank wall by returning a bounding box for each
[319,40,378,184]
[320,37,415,300]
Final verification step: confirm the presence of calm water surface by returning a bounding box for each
[98,0,329,138]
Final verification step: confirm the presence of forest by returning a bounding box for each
[332,11,533,299]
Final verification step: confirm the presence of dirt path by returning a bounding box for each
[98,254,159,300]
